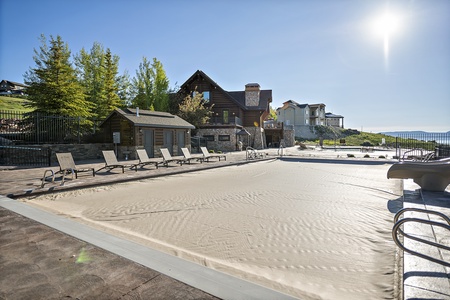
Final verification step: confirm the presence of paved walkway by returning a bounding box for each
[0,148,298,300]
[1,146,448,299]
[400,180,450,299]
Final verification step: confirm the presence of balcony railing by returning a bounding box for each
[263,122,294,130]
[207,116,242,126]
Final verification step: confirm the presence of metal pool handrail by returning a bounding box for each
[392,208,450,267]
[401,148,426,161]
[246,146,264,160]
[278,144,284,157]
[394,207,450,224]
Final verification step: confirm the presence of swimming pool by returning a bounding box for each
[26,159,401,299]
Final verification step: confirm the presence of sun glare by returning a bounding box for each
[374,12,400,37]
[371,9,402,70]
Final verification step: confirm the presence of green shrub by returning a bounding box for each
[361,141,373,147]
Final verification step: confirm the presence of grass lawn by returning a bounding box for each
[0,96,33,112]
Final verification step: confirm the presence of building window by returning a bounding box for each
[219,135,230,141]
[203,135,215,141]
[203,91,210,102]
[223,110,229,124]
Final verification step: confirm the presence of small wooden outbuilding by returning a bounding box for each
[99,108,195,159]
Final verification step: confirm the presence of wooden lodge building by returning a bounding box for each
[177,70,294,152]
[99,108,194,159]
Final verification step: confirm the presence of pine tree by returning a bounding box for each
[75,43,124,120]
[75,42,106,119]
[24,34,92,119]
[103,48,122,117]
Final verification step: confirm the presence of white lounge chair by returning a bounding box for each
[136,149,162,169]
[181,148,204,164]
[200,147,227,162]
[387,161,450,192]
[98,150,138,173]
[160,148,186,167]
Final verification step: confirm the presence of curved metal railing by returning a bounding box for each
[392,208,450,267]
[41,169,55,188]
[246,147,263,160]
[394,208,450,224]
[401,148,424,161]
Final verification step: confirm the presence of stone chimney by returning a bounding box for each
[245,83,260,107]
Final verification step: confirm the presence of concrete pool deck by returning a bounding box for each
[1,147,448,299]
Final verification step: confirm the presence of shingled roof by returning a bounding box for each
[180,70,272,110]
[101,108,195,129]
[227,90,272,110]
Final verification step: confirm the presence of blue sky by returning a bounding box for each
[1,0,449,132]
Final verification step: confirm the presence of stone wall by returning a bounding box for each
[196,126,293,152]
[196,128,238,152]
[46,143,114,164]
[282,129,295,147]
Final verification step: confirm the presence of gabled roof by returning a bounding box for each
[309,103,325,108]
[180,70,272,110]
[325,112,344,118]
[100,108,195,129]
[0,80,29,88]
[282,100,309,109]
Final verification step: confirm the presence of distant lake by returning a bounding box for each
[382,132,449,144]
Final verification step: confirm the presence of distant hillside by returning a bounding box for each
[381,131,450,136]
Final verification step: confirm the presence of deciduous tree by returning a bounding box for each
[131,57,169,111]
[177,91,213,130]
[151,58,169,112]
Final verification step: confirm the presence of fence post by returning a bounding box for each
[78,117,81,144]
[36,112,40,144]
[395,137,400,161]
[47,147,52,166]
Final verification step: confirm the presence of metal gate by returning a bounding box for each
[1,110,83,166]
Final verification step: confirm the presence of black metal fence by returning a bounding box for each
[0,110,87,166]
[0,110,83,145]
[394,132,450,161]
[0,145,51,166]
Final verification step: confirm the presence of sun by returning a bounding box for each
[374,11,400,37]
[371,8,402,69]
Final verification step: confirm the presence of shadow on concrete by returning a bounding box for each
[279,157,394,166]
[387,198,404,214]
